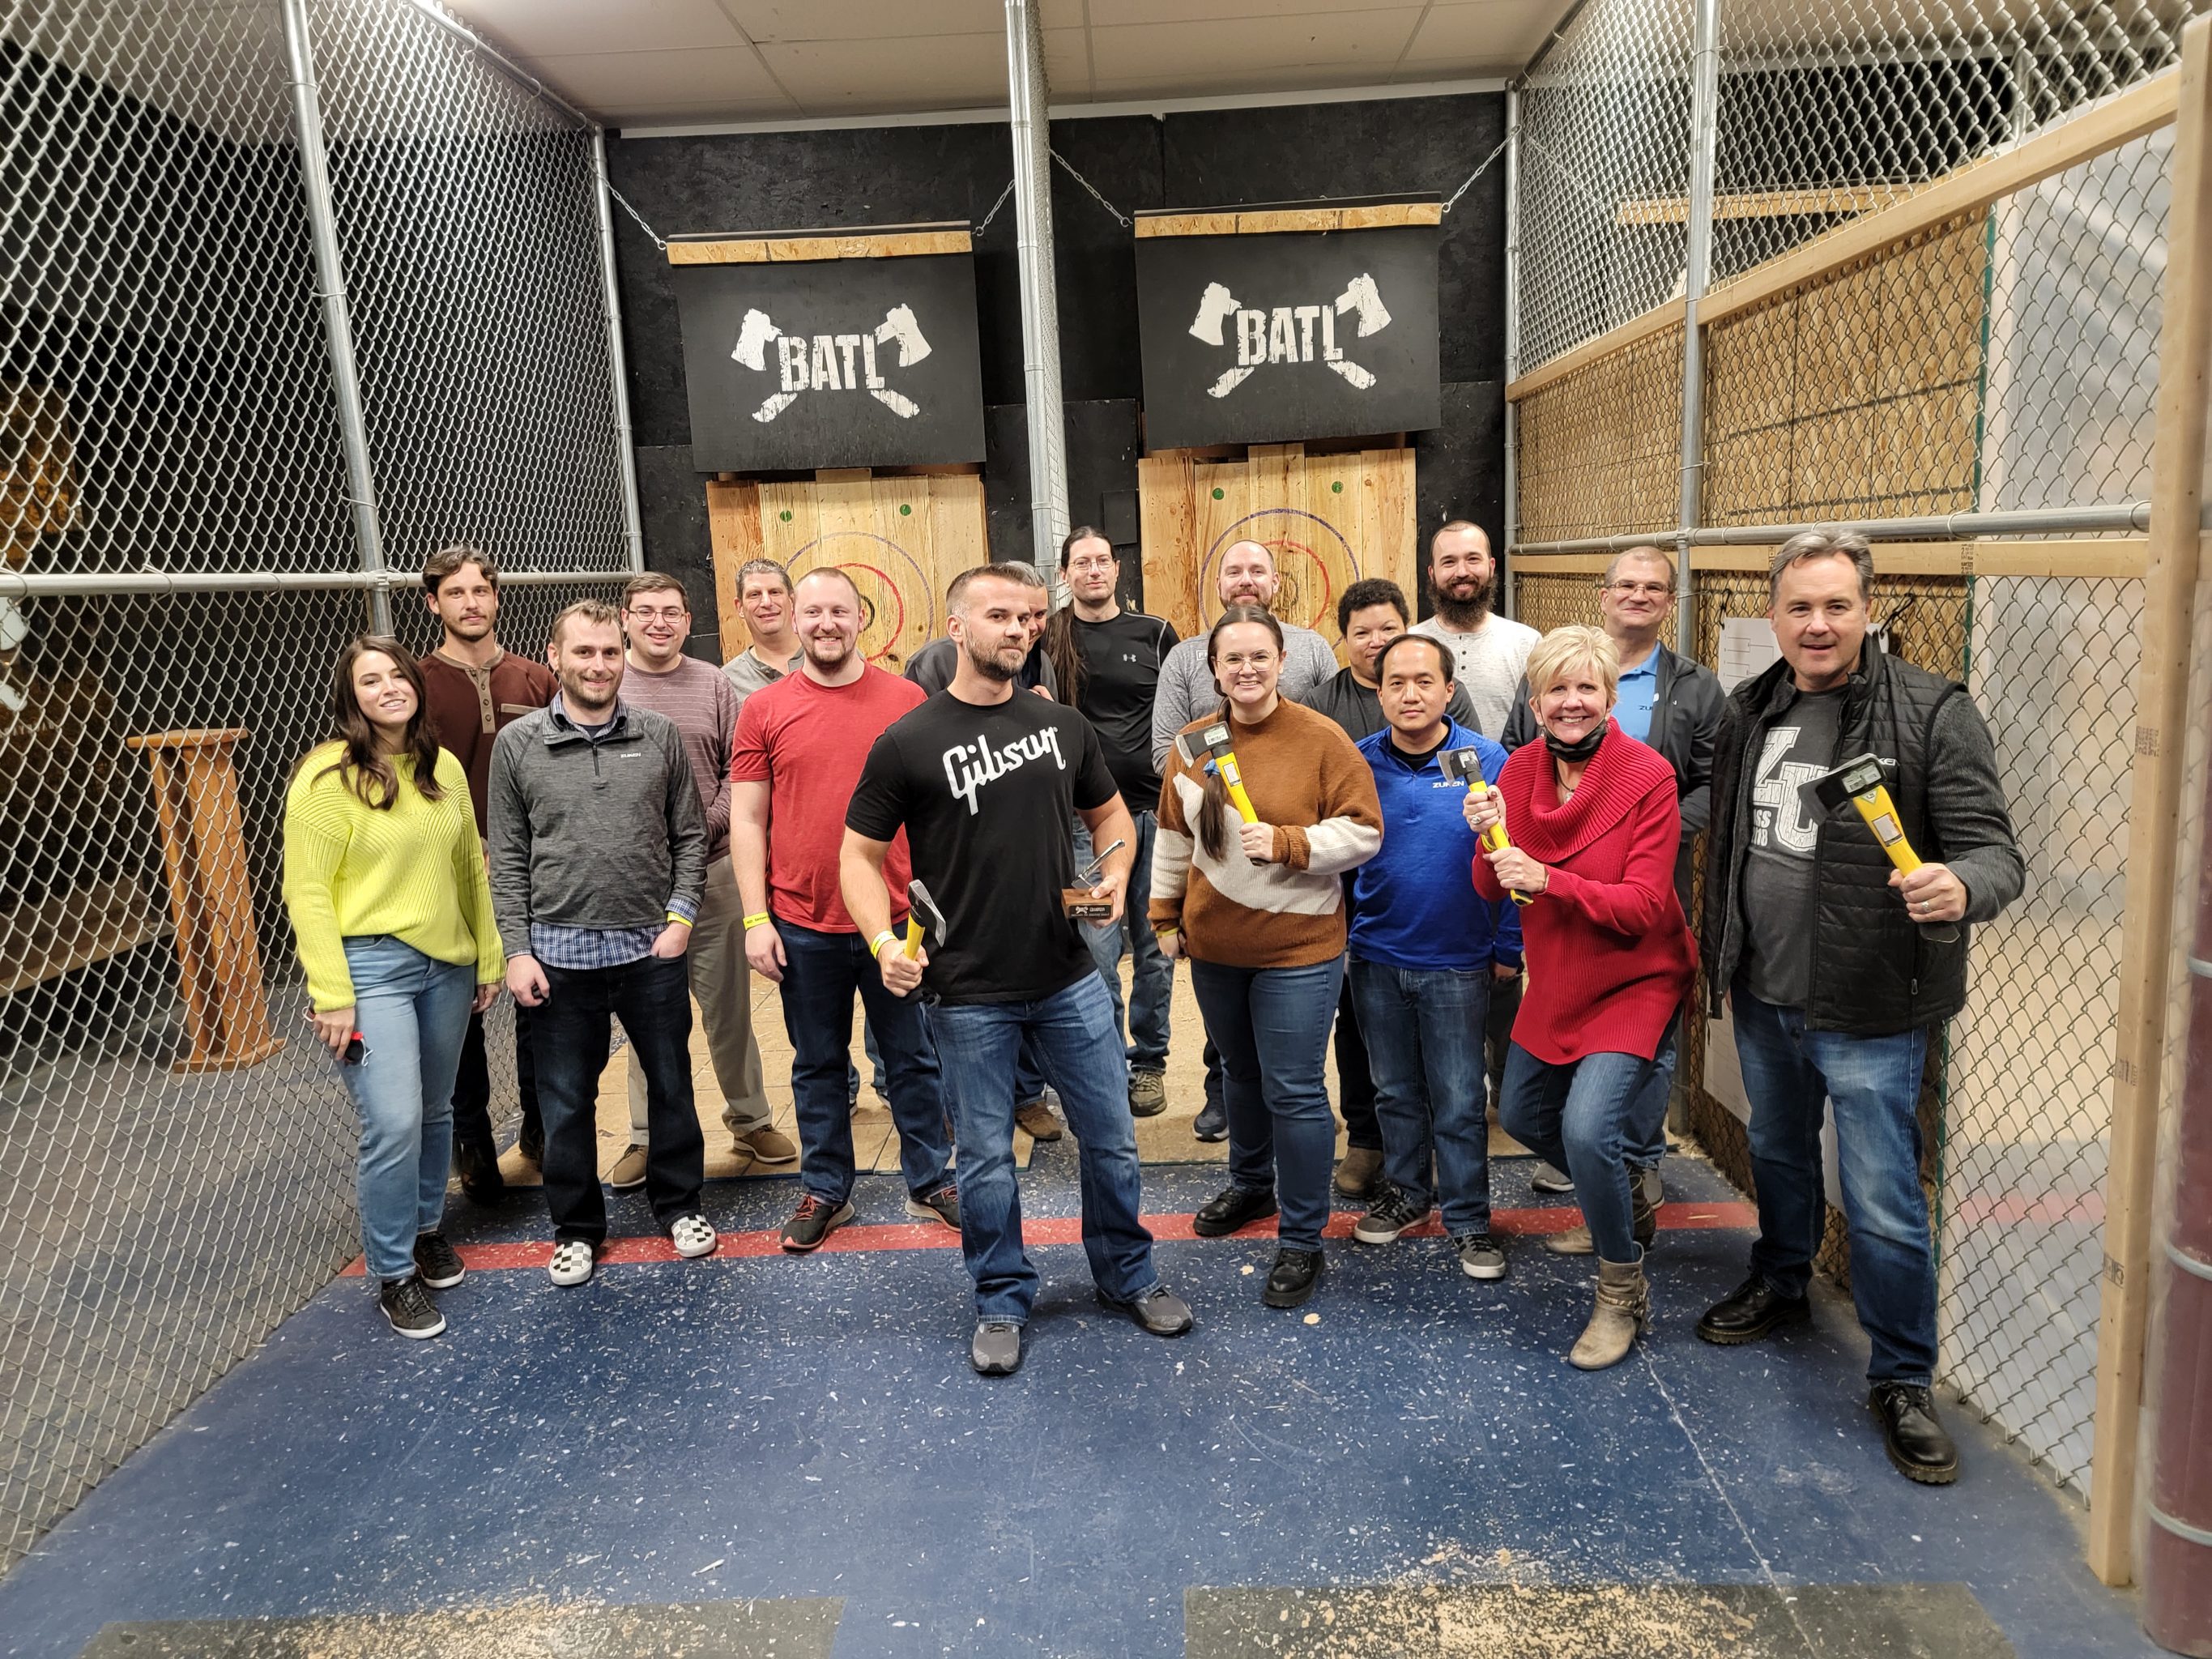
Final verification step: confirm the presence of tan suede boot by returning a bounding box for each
[1569,1256,1648,1371]
[1544,1179,1659,1256]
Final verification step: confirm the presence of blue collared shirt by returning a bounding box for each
[524,694,697,969]
[1615,650,1660,744]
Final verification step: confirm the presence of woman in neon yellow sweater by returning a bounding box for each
[283,636,503,1340]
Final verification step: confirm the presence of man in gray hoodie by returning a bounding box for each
[488,599,715,1288]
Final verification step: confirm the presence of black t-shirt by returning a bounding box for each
[846,690,1120,1004]
[1739,689,1846,1009]
[1070,610,1179,807]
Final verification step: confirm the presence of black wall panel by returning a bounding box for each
[606,92,1507,588]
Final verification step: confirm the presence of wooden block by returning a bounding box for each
[705,478,760,656]
[668,226,972,265]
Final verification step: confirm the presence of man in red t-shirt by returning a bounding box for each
[732,568,956,1252]
[416,544,556,1201]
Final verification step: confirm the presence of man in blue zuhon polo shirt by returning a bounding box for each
[1344,632,1523,1283]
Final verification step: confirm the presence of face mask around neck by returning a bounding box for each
[1542,723,1605,764]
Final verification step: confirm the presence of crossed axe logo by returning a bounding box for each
[731,305,933,424]
[1187,274,1392,399]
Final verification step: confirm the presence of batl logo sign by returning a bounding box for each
[1187,274,1394,399]
[1134,212,1441,451]
[732,303,933,423]
[671,242,986,473]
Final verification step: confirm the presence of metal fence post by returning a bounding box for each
[1673,0,1719,653]
[590,133,647,575]
[1503,82,1522,593]
[280,0,391,633]
[1004,0,1071,566]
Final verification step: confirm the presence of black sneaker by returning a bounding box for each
[1192,1185,1277,1237]
[780,1194,855,1253]
[905,1183,961,1230]
[1869,1383,1960,1484]
[1263,1247,1325,1308]
[378,1275,445,1340]
[1352,1188,1427,1245]
[1192,1098,1228,1143]
[412,1232,464,1289]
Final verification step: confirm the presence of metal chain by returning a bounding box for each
[1049,149,1132,227]
[1442,134,1513,214]
[606,181,668,253]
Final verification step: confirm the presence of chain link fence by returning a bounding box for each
[1507,0,2199,1500]
[0,0,631,1573]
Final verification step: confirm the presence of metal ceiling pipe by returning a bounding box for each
[591,132,647,574]
[1004,0,1071,566]
[1510,501,2159,556]
[1502,83,1522,619]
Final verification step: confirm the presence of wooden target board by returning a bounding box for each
[1136,441,1414,650]
[705,468,987,675]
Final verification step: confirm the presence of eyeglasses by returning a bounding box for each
[1067,557,1116,574]
[1602,581,1673,599]
[624,607,688,623]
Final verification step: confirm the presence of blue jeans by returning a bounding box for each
[534,953,703,1242]
[926,974,1158,1324]
[1732,988,1935,1386]
[1348,959,1493,1234]
[337,936,474,1282]
[1189,956,1344,1251]
[778,921,951,1205]
[1498,1036,1669,1263]
[1075,810,1172,1071]
[1625,1009,1679,1169]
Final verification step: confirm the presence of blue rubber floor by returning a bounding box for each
[0,1148,2162,1658]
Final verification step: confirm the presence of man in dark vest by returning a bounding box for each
[1696,529,2022,1486]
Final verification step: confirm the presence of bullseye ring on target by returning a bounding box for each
[782,531,931,664]
[1200,510,1362,636]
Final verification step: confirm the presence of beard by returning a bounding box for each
[1433,576,1493,629]
[443,611,494,642]
[561,675,616,714]
[803,632,853,668]
[961,635,1020,683]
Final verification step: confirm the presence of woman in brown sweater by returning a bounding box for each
[1152,607,1383,1307]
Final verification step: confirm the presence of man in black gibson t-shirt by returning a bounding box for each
[1042,529,1182,1118]
[842,565,1195,1376]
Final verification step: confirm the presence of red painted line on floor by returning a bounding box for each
[341,1201,1756,1277]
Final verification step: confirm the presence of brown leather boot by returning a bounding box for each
[1569,1256,1648,1371]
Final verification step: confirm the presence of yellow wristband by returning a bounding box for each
[868,930,900,959]
[665,912,693,928]
[743,912,771,929]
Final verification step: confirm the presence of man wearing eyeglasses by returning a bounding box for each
[609,573,789,1188]
[1502,544,1723,1243]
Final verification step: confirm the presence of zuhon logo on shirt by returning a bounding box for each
[942,727,1067,816]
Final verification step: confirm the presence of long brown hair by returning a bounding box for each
[301,635,446,810]
[1193,605,1284,861]
[1041,525,1110,712]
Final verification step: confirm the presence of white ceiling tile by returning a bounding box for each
[720,0,1004,44]
[1087,0,1423,22]
[1087,11,1426,81]
[528,45,795,109]
[444,0,742,57]
[1400,0,1558,70]
[761,33,1009,110]
[1043,26,1090,91]
[1038,0,1088,26]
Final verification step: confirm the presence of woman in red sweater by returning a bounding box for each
[1467,625,1695,1370]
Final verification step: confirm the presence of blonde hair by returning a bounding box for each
[1525,625,1622,703]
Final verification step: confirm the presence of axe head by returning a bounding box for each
[1437,747,1486,788]
[1801,752,1888,817]
[1174,723,1235,768]
[906,878,947,945]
